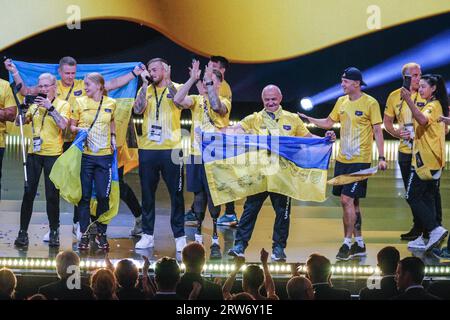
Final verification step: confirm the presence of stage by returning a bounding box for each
[1,143,450,276]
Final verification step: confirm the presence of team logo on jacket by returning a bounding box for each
[74,90,83,96]
[355,111,363,116]
[283,125,292,130]
[167,93,173,98]
[105,108,112,113]
[416,102,425,107]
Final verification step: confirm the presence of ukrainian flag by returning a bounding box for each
[12,61,140,222]
[202,132,333,205]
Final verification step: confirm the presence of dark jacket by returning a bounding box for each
[151,293,182,300]
[359,275,399,300]
[313,283,351,300]
[392,287,440,300]
[117,287,146,300]
[176,272,223,300]
[38,279,94,300]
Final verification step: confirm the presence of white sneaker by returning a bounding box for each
[73,223,82,241]
[43,231,50,242]
[135,234,154,249]
[194,234,203,244]
[425,226,448,251]
[175,236,187,252]
[408,235,427,249]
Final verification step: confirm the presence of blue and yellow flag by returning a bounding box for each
[202,132,333,205]
[7,60,140,172]
[13,61,140,224]
[49,131,120,224]
[49,130,87,205]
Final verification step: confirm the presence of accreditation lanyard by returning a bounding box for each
[88,96,104,132]
[153,86,167,122]
[31,99,55,137]
[64,82,75,101]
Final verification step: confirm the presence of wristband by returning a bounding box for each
[131,70,138,78]
[48,106,55,112]
[378,156,386,161]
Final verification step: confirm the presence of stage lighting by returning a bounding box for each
[310,30,450,105]
[300,98,314,111]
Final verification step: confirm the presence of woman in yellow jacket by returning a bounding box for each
[70,73,117,250]
[401,74,448,253]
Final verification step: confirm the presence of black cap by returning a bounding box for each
[342,67,367,86]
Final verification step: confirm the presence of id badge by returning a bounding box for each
[33,137,42,152]
[149,125,162,142]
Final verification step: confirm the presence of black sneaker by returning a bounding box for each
[271,246,287,262]
[210,243,222,260]
[78,234,90,250]
[350,242,366,258]
[336,244,351,261]
[14,230,29,247]
[49,229,60,247]
[228,244,245,258]
[400,227,422,241]
[184,209,199,226]
[95,233,110,250]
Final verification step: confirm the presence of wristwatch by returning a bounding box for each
[378,156,386,161]
[48,105,55,112]
[205,81,214,86]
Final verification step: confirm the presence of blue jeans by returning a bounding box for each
[78,154,113,234]
[139,149,185,238]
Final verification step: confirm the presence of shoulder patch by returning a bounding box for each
[355,111,363,116]
[283,125,292,130]
[104,108,112,113]
[74,90,83,96]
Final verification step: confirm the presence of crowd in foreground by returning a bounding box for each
[0,243,448,300]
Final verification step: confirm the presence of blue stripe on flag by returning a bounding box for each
[202,132,332,170]
[9,60,139,99]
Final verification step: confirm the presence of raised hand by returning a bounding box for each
[189,60,201,82]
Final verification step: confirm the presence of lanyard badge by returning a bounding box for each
[148,86,167,143]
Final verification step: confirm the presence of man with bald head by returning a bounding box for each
[226,85,336,261]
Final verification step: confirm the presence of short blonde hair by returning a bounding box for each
[401,63,421,76]
[38,73,56,84]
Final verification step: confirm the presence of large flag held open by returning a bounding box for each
[11,61,140,223]
[202,132,333,205]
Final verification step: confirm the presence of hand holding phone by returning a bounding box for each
[402,75,412,90]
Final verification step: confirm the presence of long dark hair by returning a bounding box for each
[421,74,449,117]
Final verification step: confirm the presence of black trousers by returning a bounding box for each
[405,170,441,233]
[139,149,185,238]
[20,154,60,231]
[397,152,420,229]
[234,192,291,250]
[119,166,142,218]
[78,154,113,234]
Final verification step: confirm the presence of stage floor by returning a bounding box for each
[1,147,449,267]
